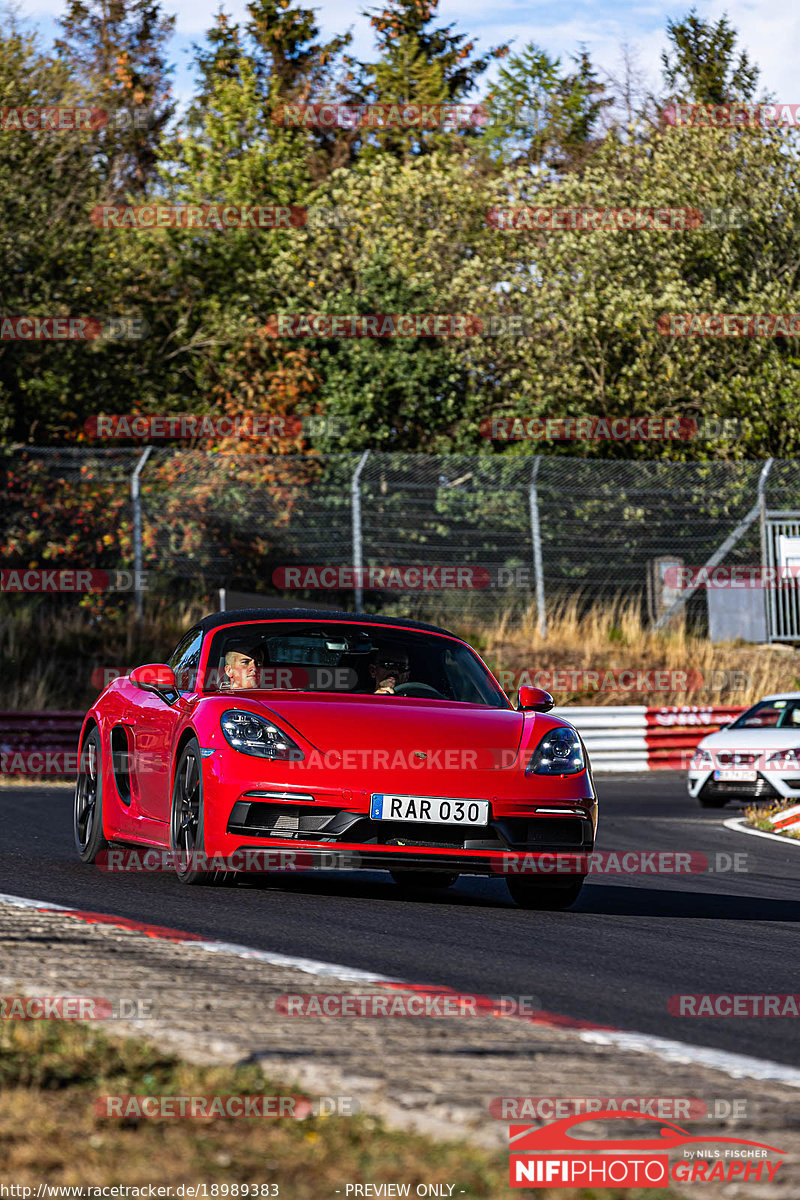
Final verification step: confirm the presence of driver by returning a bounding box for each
[224,641,262,690]
[368,644,410,695]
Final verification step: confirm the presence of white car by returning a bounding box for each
[688,693,800,808]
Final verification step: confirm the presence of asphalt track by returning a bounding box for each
[2,773,799,1068]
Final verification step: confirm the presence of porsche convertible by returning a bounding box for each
[74,609,597,908]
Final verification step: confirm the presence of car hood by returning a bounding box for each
[699,728,800,751]
[248,693,528,766]
[199,692,593,800]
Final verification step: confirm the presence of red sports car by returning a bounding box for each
[74,609,597,908]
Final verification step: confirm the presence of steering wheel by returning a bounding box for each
[392,682,446,699]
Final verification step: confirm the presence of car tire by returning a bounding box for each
[506,877,584,910]
[74,727,109,863]
[170,737,224,885]
[390,871,459,890]
[698,794,728,808]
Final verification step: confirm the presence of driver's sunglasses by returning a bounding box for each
[378,659,409,672]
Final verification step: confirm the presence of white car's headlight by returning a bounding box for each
[766,748,800,768]
[690,748,713,769]
[221,710,304,760]
[526,727,585,775]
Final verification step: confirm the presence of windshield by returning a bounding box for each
[730,698,800,729]
[202,621,509,707]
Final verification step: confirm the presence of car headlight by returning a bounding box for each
[690,748,713,769]
[766,748,800,767]
[526,727,585,775]
[221,710,304,760]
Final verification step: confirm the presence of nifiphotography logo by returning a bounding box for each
[507,1111,785,1187]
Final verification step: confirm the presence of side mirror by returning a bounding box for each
[518,685,554,713]
[129,663,177,697]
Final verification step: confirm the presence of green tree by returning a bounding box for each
[661,9,760,104]
[452,120,800,459]
[481,43,610,172]
[55,0,175,197]
[0,18,150,443]
[358,0,508,160]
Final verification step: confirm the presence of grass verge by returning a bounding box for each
[744,800,800,840]
[0,1020,680,1199]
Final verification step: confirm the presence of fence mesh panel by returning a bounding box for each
[1,448,794,625]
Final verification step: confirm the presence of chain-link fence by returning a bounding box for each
[2,447,797,631]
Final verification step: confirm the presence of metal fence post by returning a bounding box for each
[131,447,152,628]
[529,456,546,637]
[758,457,775,642]
[351,451,370,614]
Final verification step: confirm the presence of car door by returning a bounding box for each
[129,629,203,823]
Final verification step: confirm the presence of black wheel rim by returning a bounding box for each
[74,737,98,850]
[173,751,200,870]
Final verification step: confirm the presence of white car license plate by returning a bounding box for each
[714,769,757,782]
[370,793,489,825]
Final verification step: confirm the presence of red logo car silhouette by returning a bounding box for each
[510,1111,785,1154]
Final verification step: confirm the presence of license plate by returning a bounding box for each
[714,769,757,782]
[370,793,489,825]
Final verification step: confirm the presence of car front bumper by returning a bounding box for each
[688,769,791,802]
[201,752,597,872]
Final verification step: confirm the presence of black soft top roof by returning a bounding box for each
[197,608,454,637]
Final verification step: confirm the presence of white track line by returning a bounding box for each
[582,1029,800,1088]
[723,816,800,847]
[189,937,400,983]
[0,893,71,911]
[2,889,800,1089]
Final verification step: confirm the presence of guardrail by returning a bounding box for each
[0,705,746,778]
[0,711,83,776]
[555,705,746,771]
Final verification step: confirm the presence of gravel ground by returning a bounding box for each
[1,899,799,1198]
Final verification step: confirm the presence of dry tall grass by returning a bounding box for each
[2,592,798,710]
[473,594,800,708]
[0,596,210,710]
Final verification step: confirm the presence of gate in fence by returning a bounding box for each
[764,516,800,642]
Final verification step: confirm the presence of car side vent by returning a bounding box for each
[110,725,132,806]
